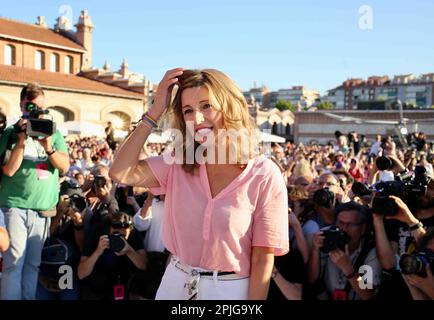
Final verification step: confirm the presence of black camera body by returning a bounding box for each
[372,166,430,216]
[376,156,393,171]
[25,103,56,138]
[94,175,107,188]
[109,232,126,253]
[69,194,87,213]
[321,226,350,254]
[313,188,336,209]
[399,251,434,277]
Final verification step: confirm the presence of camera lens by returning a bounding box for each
[109,234,125,253]
[351,182,371,197]
[376,156,393,171]
[399,254,423,275]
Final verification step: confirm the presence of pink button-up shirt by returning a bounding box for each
[145,154,289,277]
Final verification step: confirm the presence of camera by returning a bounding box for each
[313,188,336,209]
[25,102,56,138]
[376,156,393,171]
[321,226,350,254]
[374,166,430,215]
[399,251,434,277]
[109,232,126,253]
[69,194,87,212]
[352,166,431,216]
[94,175,107,188]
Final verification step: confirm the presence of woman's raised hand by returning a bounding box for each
[151,68,184,117]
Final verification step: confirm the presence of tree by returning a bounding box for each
[316,101,334,110]
[275,100,295,112]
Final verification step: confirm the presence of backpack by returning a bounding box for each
[40,237,74,275]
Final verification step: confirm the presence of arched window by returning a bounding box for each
[285,124,291,136]
[64,55,73,74]
[50,53,59,72]
[4,44,16,65]
[35,50,45,70]
[47,106,74,124]
[272,122,278,135]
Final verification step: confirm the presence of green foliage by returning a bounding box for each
[275,100,295,112]
[316,101,334,110]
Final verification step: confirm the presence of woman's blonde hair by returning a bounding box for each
[166,69,259,173]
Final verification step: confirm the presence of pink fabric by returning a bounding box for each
[144,154,289,277]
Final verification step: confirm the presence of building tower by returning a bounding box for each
[75,10,94,70]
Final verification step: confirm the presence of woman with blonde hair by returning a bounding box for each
[109,68,289,300]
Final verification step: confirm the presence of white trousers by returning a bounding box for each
[155,256,250,300]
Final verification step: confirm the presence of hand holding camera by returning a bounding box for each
[329,245,354,276]
[385,195,418,226]
[24,102,56,138]
[96,235,110,256]
[403,262,434,298]
[108,231,133,256]
[14,118,28,143]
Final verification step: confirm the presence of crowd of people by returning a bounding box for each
[0,74,433,300]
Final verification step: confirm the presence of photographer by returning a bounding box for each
[0,83,69,300]
[401,228,434,300]
[308,202,382,300]
[77,212,147,300]
[82,164,119,230]
[36,179,87,300]
[372,191,433,300]
[303,173,346,243]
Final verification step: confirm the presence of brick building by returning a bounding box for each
[0,10,149,137]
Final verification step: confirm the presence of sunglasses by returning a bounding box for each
[111,221,132,229]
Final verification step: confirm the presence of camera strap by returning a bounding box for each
[342,237,375,298]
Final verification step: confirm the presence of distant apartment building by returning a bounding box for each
[325,74,434,110]
[276,86,320,108]
[243,86,270,107]
[244,85,319,109]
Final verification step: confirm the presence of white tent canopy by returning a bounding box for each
[260,132,285,143]
[59,121,105,137]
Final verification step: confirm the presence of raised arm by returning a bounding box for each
[109,68,183,187]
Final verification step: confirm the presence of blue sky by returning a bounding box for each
[2,0,434,94]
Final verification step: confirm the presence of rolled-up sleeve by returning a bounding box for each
[252,164,289,256]
[145,155,171,195]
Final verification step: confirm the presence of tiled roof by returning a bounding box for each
[0,65,143,99]
[0,17,84,51]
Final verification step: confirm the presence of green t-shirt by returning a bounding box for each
[0,126,68,211]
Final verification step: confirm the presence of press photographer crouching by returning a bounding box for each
[36,179,87,300]
[308,202,382,300]
[77,212,147,300]
[401,228,434,300]
[355,162,434,300]
[0,83,69,300]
